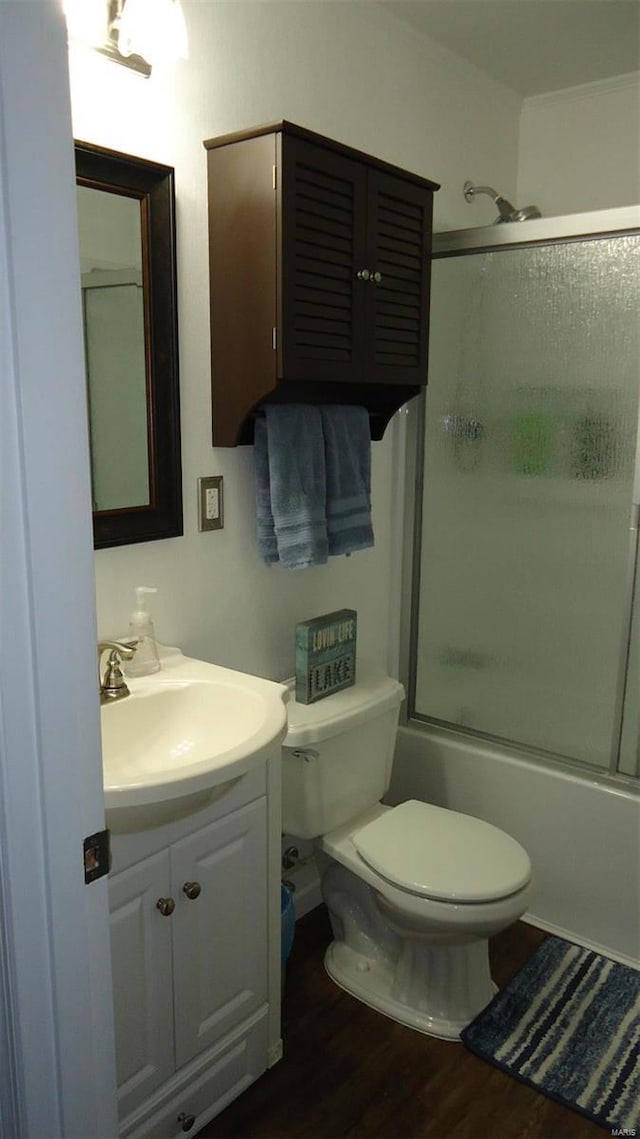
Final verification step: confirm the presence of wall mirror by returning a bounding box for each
[75,141,182,548]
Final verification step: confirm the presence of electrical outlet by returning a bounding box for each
[198,476,224,531]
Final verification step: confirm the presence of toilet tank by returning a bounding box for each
[281,674,405,839]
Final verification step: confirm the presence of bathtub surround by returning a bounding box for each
[461,935,640,1134]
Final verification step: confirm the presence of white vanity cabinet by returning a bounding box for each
[108,761,282,1139]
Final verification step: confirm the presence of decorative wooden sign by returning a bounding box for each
[295,609,357,704]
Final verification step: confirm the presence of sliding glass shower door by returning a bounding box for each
[411,217,640,776]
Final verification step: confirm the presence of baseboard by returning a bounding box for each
[522,912,640,972]
[288,860,322,920]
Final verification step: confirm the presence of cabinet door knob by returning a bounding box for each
[177,1112,196,1132]
[356,268,370,281]
[372,271,382,284]
[182,881,202,900]
[156,897,175,917]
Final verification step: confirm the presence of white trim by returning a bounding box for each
[0,108,27,1139]
[433,203,640,254]
[522,915,640,973]
[0,29,62,1136]
[523,69,640,109]
[0,3,118,1136]
[386,408,409,680]
[289,861,323,920]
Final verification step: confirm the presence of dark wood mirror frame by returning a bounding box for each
[75,141,183,549]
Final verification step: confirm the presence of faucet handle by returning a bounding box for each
[98,639,137,660]
[98,641,138,704]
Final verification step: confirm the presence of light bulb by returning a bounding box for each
[117,0,188,65]
[63,0,109,48]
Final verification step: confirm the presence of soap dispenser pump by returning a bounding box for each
[125,586,161,676]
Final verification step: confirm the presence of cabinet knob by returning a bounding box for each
[156,897,175,917]
[372,271,382,284]
[177,1112,196,1132]
[356,268,370,282]
[182,881,202,900]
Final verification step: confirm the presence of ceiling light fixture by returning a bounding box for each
[64,0,188,77]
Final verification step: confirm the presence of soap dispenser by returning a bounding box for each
[125,586,161,676]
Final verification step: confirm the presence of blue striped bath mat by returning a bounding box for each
[461,936,640,1133]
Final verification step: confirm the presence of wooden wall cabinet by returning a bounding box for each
[204,121,439,445]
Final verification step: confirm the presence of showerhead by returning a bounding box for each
[463,181,541,224]
[509,204,542,222]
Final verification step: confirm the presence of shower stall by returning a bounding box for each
[394,206,640,963]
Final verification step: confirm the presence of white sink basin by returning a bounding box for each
[101,648,288,811]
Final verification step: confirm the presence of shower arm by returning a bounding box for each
[463,182,499,203]
[463,180,541,224]
[463,181,514,222]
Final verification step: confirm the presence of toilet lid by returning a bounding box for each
[353,801,531,903]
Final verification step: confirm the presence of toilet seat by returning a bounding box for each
[352,800,531,903]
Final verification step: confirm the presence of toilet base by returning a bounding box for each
[324,939,496,1040]
[321,860,502,1039]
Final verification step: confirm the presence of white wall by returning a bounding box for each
[68,0,521,683]
[518,72,640,217]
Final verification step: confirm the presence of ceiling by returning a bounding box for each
[380,1,640,96]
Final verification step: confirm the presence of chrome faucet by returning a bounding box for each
[98,640,137,705]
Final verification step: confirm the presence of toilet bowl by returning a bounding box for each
[319,800,532,1037]
[281,673,533,1039]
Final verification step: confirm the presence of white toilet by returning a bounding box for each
[282,673,532,1040]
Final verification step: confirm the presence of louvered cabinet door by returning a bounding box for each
[281,136,368,383]
[365,169,433,384]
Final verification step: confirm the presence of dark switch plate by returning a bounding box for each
[83,829,111,884]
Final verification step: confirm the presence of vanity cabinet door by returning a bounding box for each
[109,850,174,1121]
[170,797,268,1069]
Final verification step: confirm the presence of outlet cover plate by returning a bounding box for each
[198,476,224,532]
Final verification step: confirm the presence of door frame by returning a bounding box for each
[0,3,118,1135]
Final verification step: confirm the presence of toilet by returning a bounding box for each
[281,672,532,1040]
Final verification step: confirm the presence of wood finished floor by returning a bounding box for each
[199,907,603,1139]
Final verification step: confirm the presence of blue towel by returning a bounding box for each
[258,405,329,570]
[321,405,374,556]
[253,417,279,564]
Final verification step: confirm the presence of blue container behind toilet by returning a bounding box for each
[281,882,295,969]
